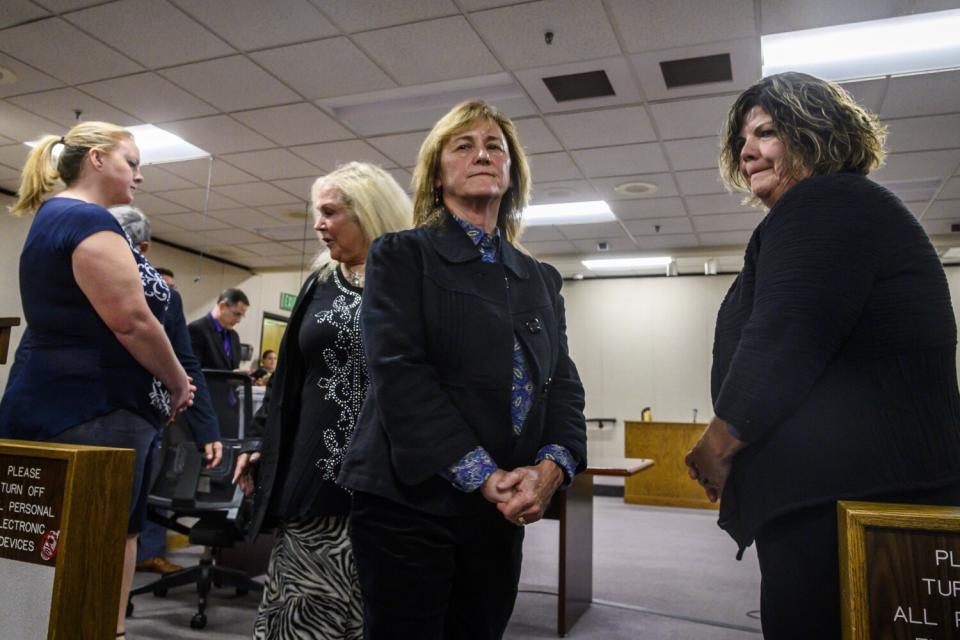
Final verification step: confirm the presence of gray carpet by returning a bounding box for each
[125,497,762,639]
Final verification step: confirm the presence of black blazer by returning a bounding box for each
[712,173,960,551]
[188,313,241,371]
[338,213,588,517]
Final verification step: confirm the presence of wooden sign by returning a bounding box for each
[0,439,134,640]
[840,501,960,640]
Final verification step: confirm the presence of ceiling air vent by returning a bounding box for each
[542,70,615,102]
[659,53,732,89]
[951,224,960,233]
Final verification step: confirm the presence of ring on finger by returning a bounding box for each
[518,516,527,526]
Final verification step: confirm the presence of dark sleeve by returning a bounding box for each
[713,179,879,442]
[57,203,124,252]
[166,290,220,445]
[538,263,588,472]
[188,320,206,366]
[361,233,481,486]
[248,373,272,439]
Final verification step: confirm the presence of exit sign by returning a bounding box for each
[279,292,297,311]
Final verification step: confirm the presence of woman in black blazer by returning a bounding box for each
[685,72,960,639]
[338,100,587,640]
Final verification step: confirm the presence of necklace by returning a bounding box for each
[342,262,365,287]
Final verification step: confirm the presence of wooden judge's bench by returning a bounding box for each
[624,420,717,510]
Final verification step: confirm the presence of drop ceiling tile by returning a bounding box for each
[161,115,275,154]
[160,158,257,186]
[146,216,184,234]
[530,179,598,203]
[233,103,352,146]
[558,221,627,240]
[840,78,886,115]
[315,0,458,31]
[625,217,693,235]
[270,177,317,201]
[367,131,429,167]
[27,0,107,11]
[920,219,954,236]
[213,181,302,207]
[685,192,755,215]
[238,255,291,268]
[871,150,960,183]
[157,187,242,211]
[66,0,234,68]
[175,0,338,50]
[161,56,300,112]
[234,241,301,257]
[140,166,199,192]
[884,114,960,154]
[941,178,960,200]
[385,167,413,192]
[290,140,394,172]
[0,177,20,192]
[251,38,397,100]
[0,18,143,83]
[519,225,566,242]
[80,73,217,124]
[634,233,697,250]
[513,118,563,155]
[471,0,620,69]
[282,239,318,252]
[459,0,526,8]
[881,70,960,119]
[611,197,686,220]
[692,212,764,232]
[522,239,580,255]
[222,148,321,181]
[630,37,760,102]
[354,17,501,84]
[208,208,291,228]
[590,173,679,200]
[609,0,755,52]
[203,244,259,262]
[924,199,960,220]
[197,228,268,245]
[9,88,139,128]
[0,52,62,98]
[571,143,669,178]
[157,211,231,231]
[664,137,721,171]
[571,237,636,253]
[0,0,48,29]
[546,107,656,150]
[648,94,737,140]
[528,152,583,182]
[676,169,726,195]
[0,163,19,180]
[699,230,753,246]
[131,192,189,215]
[0,100,63,142]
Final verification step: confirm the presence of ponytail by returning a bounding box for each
[10,136,62,216]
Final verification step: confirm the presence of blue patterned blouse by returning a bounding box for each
[440,216,577,492]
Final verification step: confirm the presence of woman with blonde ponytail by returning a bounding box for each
[1,121,197,639]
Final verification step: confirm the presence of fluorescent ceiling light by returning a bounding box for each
[582,256,673,270]
[761,9,960,81]
[523,200,615,226]
[26,124,209,166]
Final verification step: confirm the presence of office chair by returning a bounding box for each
[128,370,262,630]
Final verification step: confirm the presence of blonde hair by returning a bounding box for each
[411,100,530,244]
[719,72,886,207]
[10,121,132,216]
[310,162,413,277]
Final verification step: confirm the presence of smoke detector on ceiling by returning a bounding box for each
[0,66,18,86]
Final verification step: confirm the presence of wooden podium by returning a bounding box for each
[0,439,134,640]
[624,421,717,509]
[0,316,21,364]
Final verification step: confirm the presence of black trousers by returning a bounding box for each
[755,482,960,640]
[350,491,524,640]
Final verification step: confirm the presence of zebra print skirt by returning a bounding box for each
[253,515,363,640]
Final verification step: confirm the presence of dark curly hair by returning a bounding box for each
[719,72,886,207]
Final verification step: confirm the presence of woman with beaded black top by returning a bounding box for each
[233,162,411,640]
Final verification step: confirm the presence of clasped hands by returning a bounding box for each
[481,460,564,527]
[684,415,744,503]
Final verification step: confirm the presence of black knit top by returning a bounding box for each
[712,173,960,551]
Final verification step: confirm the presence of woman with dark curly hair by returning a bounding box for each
[685,72,960,639]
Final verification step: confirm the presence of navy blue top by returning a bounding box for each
[0,197,172,440]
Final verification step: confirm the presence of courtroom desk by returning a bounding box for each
[543,457,654,636]
[624,421,718,510]
[0,317,20,364]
